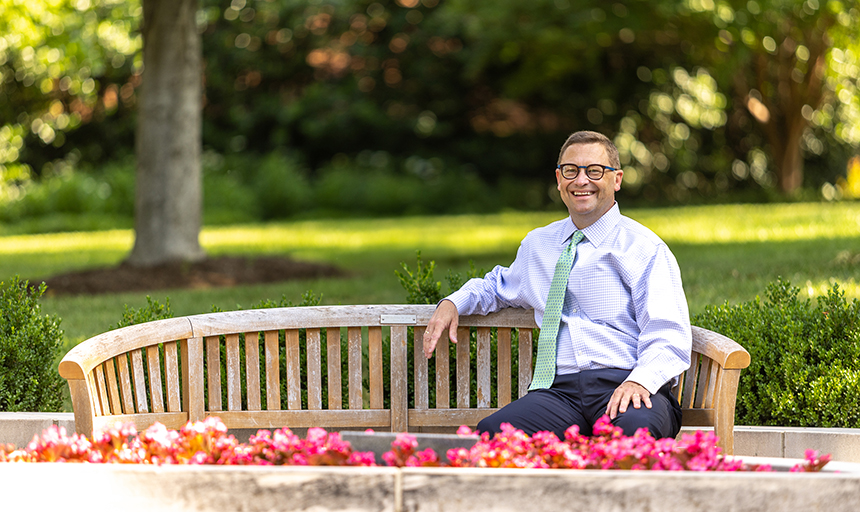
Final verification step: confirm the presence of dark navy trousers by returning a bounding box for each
[476,368,682,439]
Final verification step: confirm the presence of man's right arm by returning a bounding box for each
[423,234,533,358]
[422,299,459,358]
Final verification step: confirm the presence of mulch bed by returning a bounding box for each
[37,255,345,297]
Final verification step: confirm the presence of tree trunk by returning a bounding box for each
[127,0,205,266]
[744,18,832,197]
[771,116,806,195]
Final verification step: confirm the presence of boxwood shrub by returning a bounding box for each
[0,276,65,411]
[693,278,860,428]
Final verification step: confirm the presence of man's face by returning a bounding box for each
[556,143,623,229]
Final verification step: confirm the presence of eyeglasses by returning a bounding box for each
[557,163,618,181]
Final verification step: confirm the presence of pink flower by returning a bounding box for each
[2,420,831,473]
[457,425,473,436]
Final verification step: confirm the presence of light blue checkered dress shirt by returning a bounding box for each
[446,204,692,394]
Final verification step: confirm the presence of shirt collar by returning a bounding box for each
[563,202,621,247]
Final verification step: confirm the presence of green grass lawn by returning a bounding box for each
[2,202,859,352]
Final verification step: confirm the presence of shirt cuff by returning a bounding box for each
[443,289,473,316]
[624,368,668,396]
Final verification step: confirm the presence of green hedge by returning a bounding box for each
[0,276,65,412]
[693,279,860,428]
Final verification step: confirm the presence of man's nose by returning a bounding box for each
[572,169,591,186]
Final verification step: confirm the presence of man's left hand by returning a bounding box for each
[606,381,651,419]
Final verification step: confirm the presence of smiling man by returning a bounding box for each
[423,130,692,440]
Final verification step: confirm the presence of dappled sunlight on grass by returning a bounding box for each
[0,230,133,255]
[5,202,857,269]
[629,203,860,244]
[200,212,556,259]
[3,203,858,343]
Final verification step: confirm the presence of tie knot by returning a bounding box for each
[571,230,585,246]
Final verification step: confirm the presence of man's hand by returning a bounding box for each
[606,380,651,419]
[423,300,459,358]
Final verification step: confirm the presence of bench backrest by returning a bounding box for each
[59,305,750,453]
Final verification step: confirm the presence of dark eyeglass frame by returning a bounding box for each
[557,163,618,181]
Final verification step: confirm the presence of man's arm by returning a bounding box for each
[422,231,538,358]
[608,244,692,419]
[423,299,459,358]
[422,256,528,358]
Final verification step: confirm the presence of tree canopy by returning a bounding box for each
[2,0,858,205]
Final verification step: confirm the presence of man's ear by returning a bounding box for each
[614,169,624,191]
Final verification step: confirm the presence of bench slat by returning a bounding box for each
[226,333,241,411]
[476,327,491,408]
[215,409,390,430]
[286,329,301,410]
[117,354,135,414]
[518,329,533,399]
[348,327,363,410]
[306,329,322,410]
[456,326,470,409]
[92,412,189,433]
[146,346,164,413]
[206,336,222,411]
[182,337,205,423]
[680,353,700,408]
[435,331,449,409]
[694,356,715,409]
[94,364,110,416]
[680,408,716,426]
[369,326,384,409]
[408,408,498,428]
[414,326,428,410]
[264,331,280,410]
[497,328,512,407]
[705,362,721,410]
[390,325,408,432]
[327,327,342,410]
[131,350,149,413]
[105,360,122,416]
[86,370,100,418]
[244,332,261,411]
[164,341,181,413]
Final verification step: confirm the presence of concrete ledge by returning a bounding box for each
[0,465,398,512]
[678,426,860,462]
[402,467,860,512]
[0,412,75,448]
[3,464,860,512]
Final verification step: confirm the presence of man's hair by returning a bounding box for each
[557,131,621,168]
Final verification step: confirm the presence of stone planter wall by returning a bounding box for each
[3,464,860,512]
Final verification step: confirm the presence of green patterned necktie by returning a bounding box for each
[529,230,585,390]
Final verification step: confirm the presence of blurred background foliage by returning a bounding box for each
[1,0,859,227]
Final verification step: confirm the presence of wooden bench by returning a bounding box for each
[58,305,750,454]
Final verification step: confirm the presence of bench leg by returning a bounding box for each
[68,379,94,437]
[715,369,741,455]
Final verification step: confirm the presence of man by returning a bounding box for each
[422,131,691,440]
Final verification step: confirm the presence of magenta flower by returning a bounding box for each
[0,416,831,473]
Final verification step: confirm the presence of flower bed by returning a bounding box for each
[0,415,829,472]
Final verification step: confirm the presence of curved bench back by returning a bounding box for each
[59,305,749,453]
